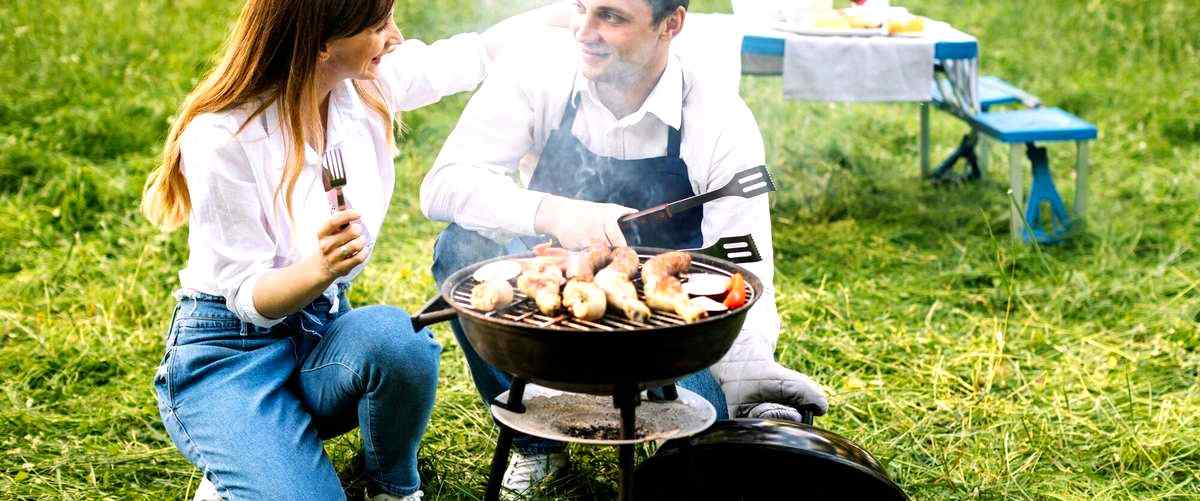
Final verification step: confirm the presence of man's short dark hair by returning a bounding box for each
[647,0,688,24]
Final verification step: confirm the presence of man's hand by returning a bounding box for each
[718,361,829,422]
[534,195,636,249]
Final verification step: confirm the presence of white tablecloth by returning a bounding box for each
[781,32,934,102]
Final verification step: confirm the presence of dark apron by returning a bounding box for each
[430,91,724,447]
[432,91,702,284]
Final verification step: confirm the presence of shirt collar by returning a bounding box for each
[259,80,368,165]
[574,54,683,130]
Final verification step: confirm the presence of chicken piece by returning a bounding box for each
[593,247,651,322]
[562,280,607,321]
[565,245,612,282]
[606,246,641,276]
[641,251,691,288]
[642,251,706,323]
[520,256,565,275]
[595,269,651,322]
[470,279,514,312]
[644,276,707,323]
[517,264,565,316]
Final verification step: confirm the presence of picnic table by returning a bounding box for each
[735,17,981,177]
[675,13,1096,243]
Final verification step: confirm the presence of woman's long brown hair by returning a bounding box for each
[142,0,396,231]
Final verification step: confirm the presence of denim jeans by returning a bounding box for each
[153,288,441,499]
[431,224,729,455]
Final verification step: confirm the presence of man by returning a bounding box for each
[421,0,828,494]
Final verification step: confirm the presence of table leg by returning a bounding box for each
[920,103,931,177]
[1009,143,1026,242]
[1075,141,1090,220]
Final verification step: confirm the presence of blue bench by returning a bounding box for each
[922,77,1098,243]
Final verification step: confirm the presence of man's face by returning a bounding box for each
[571,0,673,86]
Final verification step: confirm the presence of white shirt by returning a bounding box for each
[177,33,490,328]
[420,33,783,365]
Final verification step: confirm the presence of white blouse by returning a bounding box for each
[177,33,490,328]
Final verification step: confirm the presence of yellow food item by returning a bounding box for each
[887,15,926,35]
[813,12,850,30]
[844,14,881,29]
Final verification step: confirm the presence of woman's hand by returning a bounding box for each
[316,210,368,280]
[534,195,636,249]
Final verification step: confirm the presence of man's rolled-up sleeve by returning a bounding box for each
[419,58,549,240]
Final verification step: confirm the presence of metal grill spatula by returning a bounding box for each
[617,165,776,231]
[690,234,761,264]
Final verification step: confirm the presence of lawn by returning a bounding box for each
[1,0,1198,499]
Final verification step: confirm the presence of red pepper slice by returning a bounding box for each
[724,273,747,309]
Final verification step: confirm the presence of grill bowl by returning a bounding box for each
[438,247,762,395]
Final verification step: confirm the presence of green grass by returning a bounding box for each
[1,0,1198,498]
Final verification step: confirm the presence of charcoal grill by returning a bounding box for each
[412,247,762,395]
[411,246,762,500]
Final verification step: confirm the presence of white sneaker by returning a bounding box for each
[371,490,423,501]
[192,476,221,501]
[501,450,569,497]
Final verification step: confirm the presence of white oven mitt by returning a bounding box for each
[709,324,828,421]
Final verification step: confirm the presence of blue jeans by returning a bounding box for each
[431,224,729,455]
[153,288,441,499]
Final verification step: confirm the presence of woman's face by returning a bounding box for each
[320,13,403,81]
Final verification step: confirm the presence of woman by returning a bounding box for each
[141,1,566,499]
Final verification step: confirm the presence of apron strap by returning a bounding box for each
[667,125,682,159]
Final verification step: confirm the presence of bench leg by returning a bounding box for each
[1009,143,1025,242]
[920,103,930,177]
[1075,141,1089,219]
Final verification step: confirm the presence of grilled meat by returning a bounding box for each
[642,251,707,323]
[517,262,565,315]
[594,247,651,322]
[562,280,607,321]
[565,245,612,282]
[470,279,514,312]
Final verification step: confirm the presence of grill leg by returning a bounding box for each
[614,386,640,501]
[486,425,515,501]
[492,377,527,413]
[619,442,635,501]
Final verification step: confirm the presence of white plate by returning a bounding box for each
[772,21,889,37]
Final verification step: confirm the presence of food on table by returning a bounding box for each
[843,12,881,29]
[813,11,851,29]
[723,273,748,310]
[472,259,523,283]
[594,247,652,322]
[470,279,514,312]
[689,296,729,313]
[562,280,607,321]
[642,251,707,323]
[886,15,925,35]
[682,273,732,297]
[517,260,565,315]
